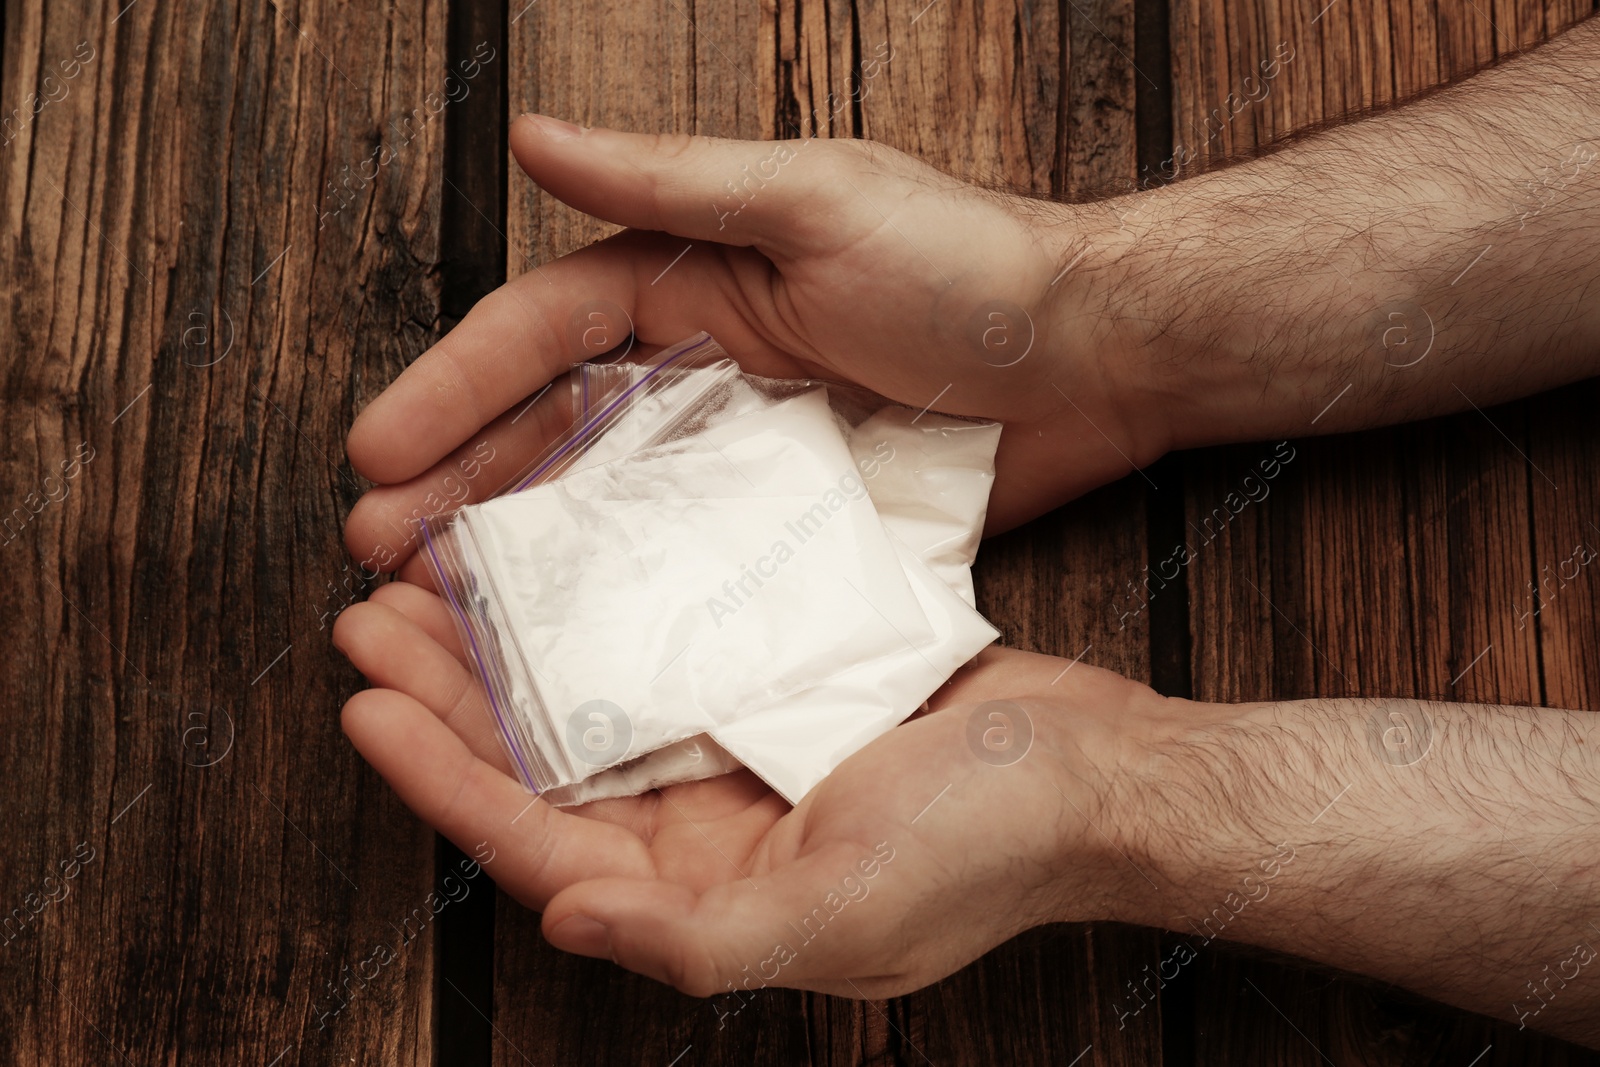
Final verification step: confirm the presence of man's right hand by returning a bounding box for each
[341,117,1177,582]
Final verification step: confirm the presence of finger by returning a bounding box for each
[396,550,436,591]
[343,372,574,570]
[344,233,649,485]
[346,232,807,487]
[332,601,509,771]
[337,597,750,841]
[346,341,689,572]
[366,580,466,665]
[510,115,906,256]
[341,688,656,909]
[541,841,889,996]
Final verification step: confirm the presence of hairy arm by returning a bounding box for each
[1046,34,1600,1043]
[1092,694,1600,1045]
[1055,16,1600,450]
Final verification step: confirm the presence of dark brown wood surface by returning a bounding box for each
[0,1,448,1063]
[1,0,1596,1063]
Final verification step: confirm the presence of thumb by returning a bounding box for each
[509,114,902,256]
[541,845,893,997]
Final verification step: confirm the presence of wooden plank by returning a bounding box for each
[506,0,695,264]
[1167,1,1600,1063]
[431,2,511,1060]
[0,0,443,1061]
[1162,0,1598,175]
[1530,382,1600,716]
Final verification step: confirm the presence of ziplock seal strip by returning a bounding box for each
[422,331,722,794]
[420,517,540,791]
[509,333,717,493]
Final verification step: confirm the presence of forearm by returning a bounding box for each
[1103,694,1600,1044]
[1073,16,1600,449]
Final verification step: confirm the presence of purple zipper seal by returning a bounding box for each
[423,332,719,793]
[510,333,716,493]
[420,517,539,792]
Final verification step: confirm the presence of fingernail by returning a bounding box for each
[523,113,583,142]
[549,914,610,957]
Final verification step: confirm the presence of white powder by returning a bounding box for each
[453,389,935,787]
[846,408,1000,608]
[712,530,999,802]
[540,386,1003,806]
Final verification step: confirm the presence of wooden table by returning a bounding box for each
[4,0,1597,1062]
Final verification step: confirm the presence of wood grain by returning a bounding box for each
[6,0,1597,1062]
[0,0,447,1062]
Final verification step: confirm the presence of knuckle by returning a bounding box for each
[647,131,700,162]
[663,938,727,998]
[812,136,872,171]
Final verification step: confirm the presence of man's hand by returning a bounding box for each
[342,118,1169,583]
[343,4,1600,587]
[331,582,1172,999]
[334,578,1600,1047]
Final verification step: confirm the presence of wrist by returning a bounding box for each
[1024,669,1227,927]
[1088,180,1361,451]
[1012,200,1183,489]
[1051,692,1330,932]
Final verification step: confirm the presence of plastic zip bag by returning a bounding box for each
[423,333,953,797]
[546,347,1002,804]
[424,334,745,790]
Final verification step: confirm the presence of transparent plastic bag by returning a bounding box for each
[423,333,946,797]
[558,350,1004,804]
[422,334,745,791]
